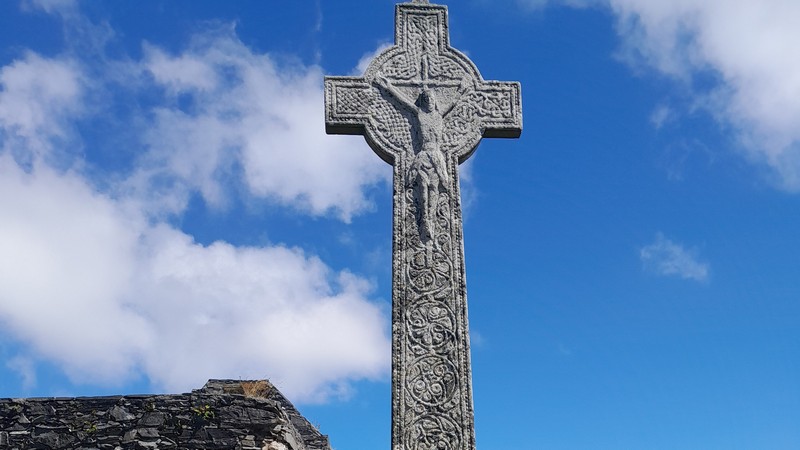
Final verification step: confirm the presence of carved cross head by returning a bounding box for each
[325,2,522,166]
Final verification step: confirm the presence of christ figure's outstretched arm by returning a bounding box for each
[375,75,417,112]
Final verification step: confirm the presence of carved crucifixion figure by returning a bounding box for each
[325,2,522,449]
[375,71,475,243]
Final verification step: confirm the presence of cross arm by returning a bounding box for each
[445,79,522,163]
[324,76,373,136]
[476,80,523,139]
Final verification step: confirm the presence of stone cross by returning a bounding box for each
[325,2,522,449]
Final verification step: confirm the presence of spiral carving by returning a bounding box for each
[407,355,458,406]
[405,414,462,450]
[407,296,456,353]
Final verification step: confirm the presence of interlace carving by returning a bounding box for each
[325,2,522,449]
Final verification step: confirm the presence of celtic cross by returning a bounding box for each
[325,2,522,449]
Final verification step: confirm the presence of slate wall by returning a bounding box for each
[0,379,330,450]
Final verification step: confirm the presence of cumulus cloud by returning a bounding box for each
[606,0,800,190]
[517,0,800,190]
[0,157,152,382]
[133,28,388,220]
[0,53,84,165]
[640,233,709,282]
[134,225,387,399]
[0,157,388,400]
[0,11,391,401]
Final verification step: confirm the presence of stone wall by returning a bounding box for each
[0,379,330,450]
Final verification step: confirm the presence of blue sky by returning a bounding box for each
[0,0,798,448]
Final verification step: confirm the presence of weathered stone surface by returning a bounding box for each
[138,412,166,427]
[109,405,136,422]
[325,2,522,450]
[0,380,329,450]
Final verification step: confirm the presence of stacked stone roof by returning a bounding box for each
[0,379,330,450]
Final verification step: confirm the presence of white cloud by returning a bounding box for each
[469,329,486,348]
[458,157,479,219]
[0,156,389,401]
[353,43,392,76]
[0,14,392,401]
[650,104,674,130]
[6,356,37,390]
[607,0,800,190]
[517,0,800,191]
[133,29,389,220]
[0,53,83,164]
[640,233,709,282]
[134,225,388,400]
[21,0,77,15]
[0,157,151,383]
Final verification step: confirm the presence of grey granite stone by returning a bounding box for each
[325,1,522,449]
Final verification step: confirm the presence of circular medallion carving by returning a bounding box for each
[407,355,458,406]
[407,297,455,352]
[405,414,462,450]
